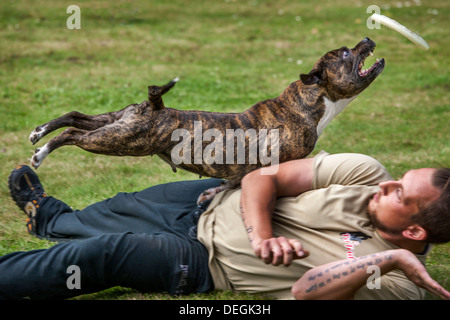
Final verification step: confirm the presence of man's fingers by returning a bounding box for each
[278,237,294,266]
[430,283,450,300]
[419,274,450,300]
[399,251,450,300]
[259,237,308,266]
[259,238,287,266]
[259,239,275,265]
[288,239,310,260]
[269,238,284,266]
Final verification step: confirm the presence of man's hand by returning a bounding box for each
[252,236,309,267]
[396,249,450,300]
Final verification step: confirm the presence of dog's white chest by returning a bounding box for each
[316,96,357,136]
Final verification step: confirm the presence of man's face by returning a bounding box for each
[367,168,441,235]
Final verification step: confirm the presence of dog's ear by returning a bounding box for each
[300,62,326,85]
[299,69,324,86]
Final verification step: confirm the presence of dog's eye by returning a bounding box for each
[342,51,350,58]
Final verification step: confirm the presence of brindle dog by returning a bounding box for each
[29,38,384,186]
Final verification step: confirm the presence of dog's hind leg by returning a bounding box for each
[29,109,127,145]
[30,78,177,144]
[30,127,90,169]
[30,121,147,169]
[31,125,122,169]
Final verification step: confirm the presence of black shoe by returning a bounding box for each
[8,164,48,235]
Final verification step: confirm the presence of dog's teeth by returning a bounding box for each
[370,51,374,56]
[359,68,371,76]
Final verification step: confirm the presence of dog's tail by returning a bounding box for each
[148,78,179,110]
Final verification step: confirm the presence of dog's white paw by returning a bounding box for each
[29,125,47,145]
[30,144,49,169]
[197,185,227,204]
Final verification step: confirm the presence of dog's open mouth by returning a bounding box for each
[358,50,384,77]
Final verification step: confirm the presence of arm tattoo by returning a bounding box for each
[239,192,276,243]
[240,202,254,242]
[304,252,394,294]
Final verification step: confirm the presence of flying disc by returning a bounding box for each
[370,13,430,50]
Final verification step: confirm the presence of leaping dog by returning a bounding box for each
[29,38,384,185]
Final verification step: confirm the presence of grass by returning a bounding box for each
[0,0,448,300]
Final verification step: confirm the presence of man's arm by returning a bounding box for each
[291,249,450,300]
[240,158,315,266]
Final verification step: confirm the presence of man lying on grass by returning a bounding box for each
[2,151,450,300]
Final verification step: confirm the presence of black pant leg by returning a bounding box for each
[36,179,223,240]
[0,232,212,300]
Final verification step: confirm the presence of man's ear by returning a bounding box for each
[299,68,325,86]
[402,224,427,241]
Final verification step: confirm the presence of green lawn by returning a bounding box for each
[0,0,448,300]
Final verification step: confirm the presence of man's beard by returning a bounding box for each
[367,209,405,236]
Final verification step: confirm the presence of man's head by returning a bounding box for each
[368,167,450,244]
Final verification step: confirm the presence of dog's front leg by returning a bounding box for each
[196,180,239,204]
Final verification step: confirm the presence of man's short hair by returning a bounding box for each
[412,168,450,244]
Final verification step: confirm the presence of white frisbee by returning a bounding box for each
[370,13,430,50]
